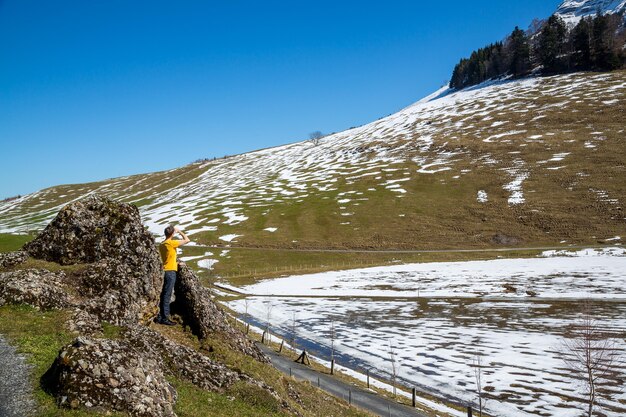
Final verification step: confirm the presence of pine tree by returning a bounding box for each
[538,15,568,73]
[572,17,593,70]
[508,26,531,77]
[591,12,621,70]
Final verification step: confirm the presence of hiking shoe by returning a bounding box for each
[160,319,177,326]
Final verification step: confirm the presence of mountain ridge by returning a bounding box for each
[555,0,626,25]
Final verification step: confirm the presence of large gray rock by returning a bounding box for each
[24,194,157,266]
[45,336,176,417]
[172,264,268,363]
[6,195,287,416]
[0,269,74,310]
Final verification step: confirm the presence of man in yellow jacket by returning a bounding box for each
[155,225,190,325]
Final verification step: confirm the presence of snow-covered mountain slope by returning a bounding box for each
[555,0,626,25]
[2,71,625,249]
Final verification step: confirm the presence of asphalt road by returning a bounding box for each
[0,334,35,417]
[257,343,429,417]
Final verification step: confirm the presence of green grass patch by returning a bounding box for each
[100,321,123,339]
[172,378,286,417]
[181,245,545,287]
[0,233,33,253]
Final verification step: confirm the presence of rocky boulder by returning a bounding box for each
[44,336,176,417]
[5,194,290,416]
[0,269,74,310]
[172,264,268,363]
[0,250,28,269]
[22,194,162,325]
[24,194,158,267]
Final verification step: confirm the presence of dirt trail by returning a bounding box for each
[189,244,607,254]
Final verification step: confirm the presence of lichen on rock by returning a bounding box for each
[24,194,157,266]
[0,269,74,310]
[0,250,28,269]
[44,336,177,417]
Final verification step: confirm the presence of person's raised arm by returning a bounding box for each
[175,227,191,246]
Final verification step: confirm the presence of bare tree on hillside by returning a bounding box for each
[471,354,488,417]
[388,340,400,398]
[262,299,273,344]
[309,131,324,146]
[559,302,623,417]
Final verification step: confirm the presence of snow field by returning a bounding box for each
[225,249,626,417]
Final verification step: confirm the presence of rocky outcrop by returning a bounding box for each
[124,324,242,391]
[67,309,103,335]
[0,269,74,310]
[79,257,159,325]
[44,337,176,417]
[45,326,294,417]
[24,195,158,267]
[22,194,162,325]
[125,325,293,414]
[0,250,28,269]
[2,195,287,416]
[172,264,268,363]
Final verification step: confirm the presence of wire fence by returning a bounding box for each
[236,317,477,417]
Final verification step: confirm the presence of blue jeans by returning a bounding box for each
[158,270,177,320]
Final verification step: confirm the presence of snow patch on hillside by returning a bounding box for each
[1,72,624,235]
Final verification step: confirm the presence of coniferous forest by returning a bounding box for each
[450,12,626,89]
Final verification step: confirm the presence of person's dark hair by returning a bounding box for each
[164,225,175,238]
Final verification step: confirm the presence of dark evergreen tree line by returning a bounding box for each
[450,12,626,90]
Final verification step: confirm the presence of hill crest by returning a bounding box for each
[1,71,625,250]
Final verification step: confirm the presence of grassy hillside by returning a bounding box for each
[1,71,624,252]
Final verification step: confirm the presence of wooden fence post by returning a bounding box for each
[412,387,416,407]
[331,359,335,375]
[467,406,473,417]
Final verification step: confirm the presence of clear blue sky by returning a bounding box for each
[0,0,559,198]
